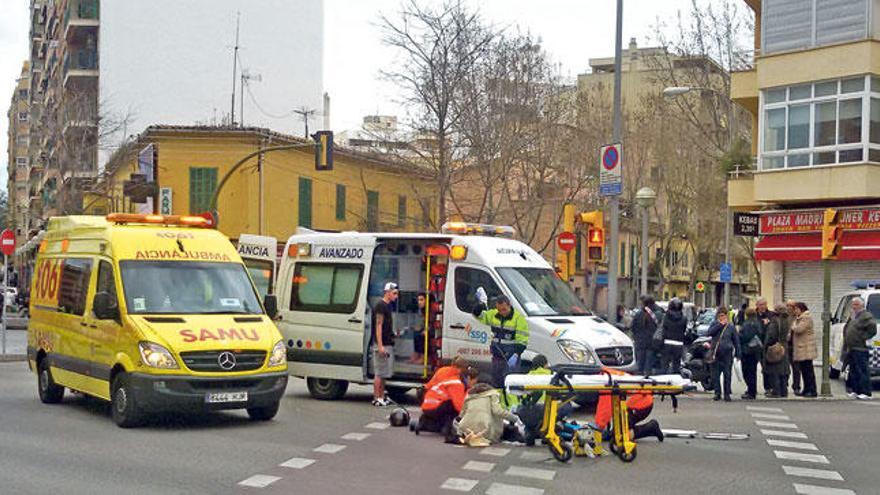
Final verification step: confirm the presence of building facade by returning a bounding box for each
[729,0,880,327]
[6,62,31,237]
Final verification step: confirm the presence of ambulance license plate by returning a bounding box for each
[205,391,248,403]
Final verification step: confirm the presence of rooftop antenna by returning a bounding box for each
[294,107,316,138]
[230,12,241,127]
[240,69,262,127]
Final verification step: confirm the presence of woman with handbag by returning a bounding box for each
[739,307,763,400]
[707,307,741,402]
[791,302,818,398]
[763,304,791,398]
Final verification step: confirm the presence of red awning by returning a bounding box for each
[755,232,880,261]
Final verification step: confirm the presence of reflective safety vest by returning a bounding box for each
[478,308,529,346]
[421,366,466,413]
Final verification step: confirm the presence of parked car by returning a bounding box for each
[657,300,697,335]
[829,281,880,382]
[693,310,716,338]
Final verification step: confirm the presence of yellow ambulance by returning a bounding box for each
[27,214,288,427]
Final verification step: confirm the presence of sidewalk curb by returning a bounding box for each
[0,354,27,363]
[681,392,853,402]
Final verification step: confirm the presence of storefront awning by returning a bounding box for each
[755,232,880,261]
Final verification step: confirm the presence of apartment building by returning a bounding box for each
[6,62,31,238]
[729,0,880,323]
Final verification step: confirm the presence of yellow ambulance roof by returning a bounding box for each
[43,215,241,262]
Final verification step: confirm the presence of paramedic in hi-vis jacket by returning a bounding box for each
[467,288,530,388]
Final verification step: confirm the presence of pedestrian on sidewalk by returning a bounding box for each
[707,307,741,402]
[739,307,763,400]
[755,298,775,394]
[660,298,687,374]
[763,304,791,398]
[632,295,662,375]
[843,297,877,400]
[785,300,802,396]
[790,302,817,398]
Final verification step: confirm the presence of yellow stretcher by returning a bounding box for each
[505,366,694,463]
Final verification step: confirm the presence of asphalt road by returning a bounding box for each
[0,361,876,495]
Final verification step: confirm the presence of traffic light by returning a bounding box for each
[579,210,604,228]
[556,252,571,280]
[822,208,842,260]
[313,130,334,171]
[587,227,605,262]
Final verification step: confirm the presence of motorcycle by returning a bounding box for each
[682,335,713,391]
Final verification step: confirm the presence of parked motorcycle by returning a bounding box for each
[682,336,713,391]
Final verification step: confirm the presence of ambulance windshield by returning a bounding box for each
[497,267,589,317]
[120,261,263,314]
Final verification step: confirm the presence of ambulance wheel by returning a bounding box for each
[829,366,840,380]
[551,443,573,463]
[37,358,64,404]
[111,373,144,428]
[247,401,281,421]
[619,447,637,463]
[306,378,349,400]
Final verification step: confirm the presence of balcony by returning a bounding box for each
[64,0,99,42]
[728,163,880,209]
[62,48,98,88]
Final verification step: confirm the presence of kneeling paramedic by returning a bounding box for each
[594,368,664,442]
[417,356,469,442]
[468,290,529,388]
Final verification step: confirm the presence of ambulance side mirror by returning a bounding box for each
[93,291,119,321]
[264,294,278,319]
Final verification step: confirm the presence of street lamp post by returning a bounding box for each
[635,187,656,296]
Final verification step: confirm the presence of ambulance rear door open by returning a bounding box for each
[281,237,376,384]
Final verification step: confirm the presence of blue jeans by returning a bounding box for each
[846,350,872,396]
[711,353,734,398]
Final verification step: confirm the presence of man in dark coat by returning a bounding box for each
[755,298,775,394]
[763,304,790,398]
[843,297,877,400]
[631,295,664,375]
[660,298,687,374]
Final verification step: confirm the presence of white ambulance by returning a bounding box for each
[269,223,635,400]
[236,234,278,300]
[829,280,880,381]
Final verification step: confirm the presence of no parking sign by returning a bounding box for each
[599,143,622,197]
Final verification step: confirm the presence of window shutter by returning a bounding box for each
[299,177,313,228]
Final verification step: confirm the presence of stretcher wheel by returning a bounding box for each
[618,447,637,463]
[609,442,620,455]
[550,443,573,463]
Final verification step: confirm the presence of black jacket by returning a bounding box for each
[707,321,741,359]
[739,317,763,356]
[843,310,878,352]
[631,304,664,347]
[661,309,687,343]
[763,313,790,374]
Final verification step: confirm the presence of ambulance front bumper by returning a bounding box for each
[128,371,288,412]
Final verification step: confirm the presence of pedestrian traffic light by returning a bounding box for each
[822,208,842,260]
[556,252,571,280]
[313,130,334,171]
[587,227,605,262]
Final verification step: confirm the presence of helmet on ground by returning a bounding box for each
[389,407,410,427]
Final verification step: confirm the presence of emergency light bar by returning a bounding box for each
[851,280,880,289]
[441,222,515,238]
[106,213,211,228]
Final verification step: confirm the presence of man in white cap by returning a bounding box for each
[372,282,399,406]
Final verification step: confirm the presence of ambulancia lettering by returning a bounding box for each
[238,244,270,258]
[135,250,232,261]
[179,328,260,342]
[318,247,365,259]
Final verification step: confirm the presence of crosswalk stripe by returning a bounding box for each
[279,457,316,469]
[479,447,512,457]
[761,429,809,439]
[341,432,371,441]
[238,475,281,488]
[462,461,495,472]
[775,450,830,464]
[793,483,855,495]
[365,422,389,430]
[783,466,844,481]
[486,482,544,495]
[746,406,784,412]
[751,412,791,420]
[755,420,799,429]
[767,439,819,451]
[504,466,556,481]
[440,478,479,492]
[313,443,346,454]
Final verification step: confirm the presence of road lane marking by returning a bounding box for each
[462,460,495,472]
[440,478,479,492]
[313,443,347,454]
[486,482,544,495]
[774,451,830,464]
[341,432,371,441]
[520,450,553,461]
[238,475,281,488]
[365,422,389,430]
[761,429,809,439]
[793,483,855,495]
[746,406,784,412]
[751,412,791,420]
[504,466,556,481]
[279,457,316,469]
[755,420,799,429]
[783,466,844,481]
[479,447,512,457]
[767,439,819,451]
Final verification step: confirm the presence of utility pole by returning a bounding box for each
[230,12,241,126]
[294,107,316,138]
[606,0,624,317]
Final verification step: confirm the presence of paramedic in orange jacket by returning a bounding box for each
[594,367,664,442]
[416,356,470,442]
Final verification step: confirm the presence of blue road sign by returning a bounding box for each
[599,143,622,197]
[719,262,732,283]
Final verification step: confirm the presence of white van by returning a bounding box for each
[236,234,278,300]
[829,281,880,381]
[273,223,635,400]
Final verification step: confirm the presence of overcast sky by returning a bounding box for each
[0,0,704,190]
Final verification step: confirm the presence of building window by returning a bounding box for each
[760,75,880,170]
[188,167,217,214]
[762,0,869,55]
[619,242,626,275]
[18,112,27,122]
[335,184,346,221]
[15,136,28,146]
[298,177,312,228]
[18,89,27,99]
[15,157,28,167]
[367,190,379,231]
[397,195,407,228]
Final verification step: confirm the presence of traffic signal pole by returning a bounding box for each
[606,0,624,318]
[821,259,831,397]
